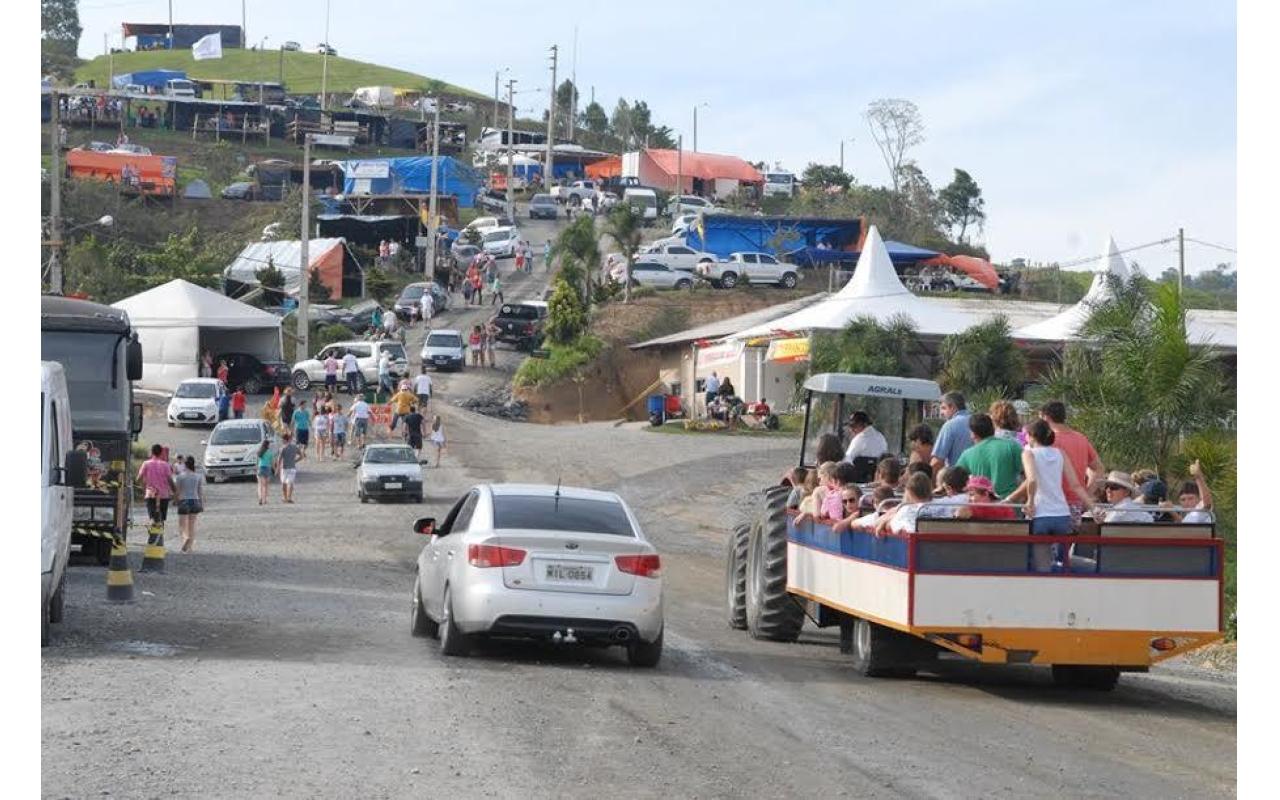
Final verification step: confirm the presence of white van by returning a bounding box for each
[42,362,87,646]
[164,78,197,98]
[623,188,659,222]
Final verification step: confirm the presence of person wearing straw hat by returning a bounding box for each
[1100,471,1153,523]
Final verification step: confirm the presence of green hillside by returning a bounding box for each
[75,49,486,99]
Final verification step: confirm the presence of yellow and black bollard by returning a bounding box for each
[105,535,135,603]
[139,520,166,573]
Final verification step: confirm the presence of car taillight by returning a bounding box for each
[467,544,526,568]
[615,554,661,578]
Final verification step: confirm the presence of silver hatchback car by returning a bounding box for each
[410,483,664,666]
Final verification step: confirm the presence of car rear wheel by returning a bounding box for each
[242,377,262,394]
[292,371,312,391]
[439,586,471,656]
[675,279,692,290]
[411,576,439,639]
[626,628,663,667]
[720,272,739,289]
[781,272,798,289]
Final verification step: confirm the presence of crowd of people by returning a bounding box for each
[783,394,1215,571]
[702,371,778,430]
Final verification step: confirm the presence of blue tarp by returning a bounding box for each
[684,215,865,260]
[341,156,483,208]
[111,70,187,90]
[788,239,939,268]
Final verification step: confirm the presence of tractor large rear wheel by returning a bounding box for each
[745,486,804,641]
[725,521,751,629]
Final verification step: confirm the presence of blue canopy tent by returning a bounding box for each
[684,215,865,260]
[341,156,483,208]
[111,70,188,90]
[789,239,939,267]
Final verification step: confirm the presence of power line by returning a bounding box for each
[1051,237,1176,269]
[1185,237,1237,255]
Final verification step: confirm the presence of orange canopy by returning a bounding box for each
[643,149,763,183]
[585,156,621,180]
[920,254,1000,290]
[66,150,177,195]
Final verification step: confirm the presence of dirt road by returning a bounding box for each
[41,212,1235,799]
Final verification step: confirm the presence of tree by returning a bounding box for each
[808,315,921,377]
[895,162,942,235]
[307,267,330,302]
[630,100,654,143]
[601,205,644,304]
[555,79,579,137]
[648,125,677,149]
[42,0,81,80]
[938,168,986,244]
[582,101,609,136]
[1034,277,1231,475]
[611,99,633,146]
[255,259,286,306]
[864,98,925,194]
[800,163,853,193]
[552,215,601,304]
[936,316,1026,397]
[544,276,588,345]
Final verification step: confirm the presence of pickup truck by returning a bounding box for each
[552,180,600,206]
[638,243,717,273]
[493,301,548,351]
[697,252,799,289]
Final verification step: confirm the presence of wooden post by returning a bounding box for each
[242,113,248,144]
[192,113,199,141]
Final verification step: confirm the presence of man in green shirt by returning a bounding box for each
[955,413,1024,497]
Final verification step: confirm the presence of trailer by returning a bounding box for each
[725,373,1224,690]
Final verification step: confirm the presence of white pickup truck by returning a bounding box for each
[697,252,800,289]
[639,243,717,272]
[551,180,600,206]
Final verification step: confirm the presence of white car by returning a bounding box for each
[482,226,520,259]
[410,483,664,666]
[697,251,800,289]
[612,261,696,290]
[358,444,424,503]
[599,192,619,210]
[290,340,409,391]
[671,213,698,235]
[421,329,467,371]
[202,419,274,483]
[465,216,504,235]
[666,195,713,217]
[167,378,227,427]
[282,41,301,51]
[638,242,716,273]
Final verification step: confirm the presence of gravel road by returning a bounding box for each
[42,211,1235,799]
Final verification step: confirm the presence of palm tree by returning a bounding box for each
[937,315,1025,397]
[551,215,600,304]
[601,204,643,303]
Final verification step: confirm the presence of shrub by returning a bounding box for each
[513,335,603,388]
[544,276,588,345]
[363,267,395,305]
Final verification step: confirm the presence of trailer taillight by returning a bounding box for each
[1150,637,1176,652]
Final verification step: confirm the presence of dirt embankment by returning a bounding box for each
[519,287,813,424]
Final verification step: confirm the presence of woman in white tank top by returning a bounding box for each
[1010,419,1095,571]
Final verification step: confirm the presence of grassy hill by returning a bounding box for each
[75,49,486,99]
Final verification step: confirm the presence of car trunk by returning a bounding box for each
[498,530,643,596]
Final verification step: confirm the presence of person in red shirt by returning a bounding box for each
[958,475,1017,520]
[216,360,230,385]
[231,388,247,419]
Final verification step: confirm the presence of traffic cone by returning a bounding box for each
[139,521,166,573]
[105,536,135,603]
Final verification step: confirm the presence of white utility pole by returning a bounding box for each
[675,134,683,197]
[1178,227,1186,298]
[320,0,331,108]
[48,89,63,294]
[545,45,558,190]
[506,78,516,219]
[298,135,312,359]
[493,71,500,128]
[427,100,441,277]
[569,26,578,142]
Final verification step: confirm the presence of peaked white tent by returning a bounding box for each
[1014,236,1131,341]
[113,279,283,392]
[734,225,975,339]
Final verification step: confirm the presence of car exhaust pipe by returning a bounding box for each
[611,626,631,643]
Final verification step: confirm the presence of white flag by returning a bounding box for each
[192,32,223,61]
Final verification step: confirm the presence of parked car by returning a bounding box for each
[637,243,716,272]
[357,444,424,503]
[409,483,664,666]
[163,78,197,98]
[622,187,658,221]
[167,378,226,427]
[451,243,482,270]
[671,213,698,235]
[465,216,512,235]
[482,226,521,259]
[697,252,800,289]
[492,301,548,350]
[282,41,301,51]
[393,283,449,321]
[327,299,390,332]
[556,180,600,206]
[315,43,337,56]
[291,340,408,391]
[217,352,291,394]
[599,191,620,211]
[528,194,558,220]
[613,261,696,290]
[221,181,258,201]
[665,195,713,217]
[202,419,275,483]
[420,329,467,371]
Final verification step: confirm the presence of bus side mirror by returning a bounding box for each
[127,336,144,380]
[130,403,144,436]
[63,450,88,488]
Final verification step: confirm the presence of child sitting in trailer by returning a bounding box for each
[873,473,935,537]
[955,475,1018,521]
[794,461,839,521]
[833,485,898,533]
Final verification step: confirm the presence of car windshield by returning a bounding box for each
[493,495,635,537]
[365,448,417,464]
[629,195,657,207]
[427,333,462,348]
[765,173,792,184]
[398,286,426,301]
[210,425,263,445]
[483,230,512,243]
[499,305,541,320]
[175,383,216,399]
[382,343,407,360]
[531,194,554,204]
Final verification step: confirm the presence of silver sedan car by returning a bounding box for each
[410,483,664,666]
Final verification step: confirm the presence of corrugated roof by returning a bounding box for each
[630,293,827,350]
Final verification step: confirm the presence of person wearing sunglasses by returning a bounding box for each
[1100,471,1153,524]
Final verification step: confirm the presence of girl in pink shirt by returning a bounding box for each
[136,444,176,528]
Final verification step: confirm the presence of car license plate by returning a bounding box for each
[384,482,402,489]
[434,356,449,363]
[180,413,200,420]
[545,564,593,582]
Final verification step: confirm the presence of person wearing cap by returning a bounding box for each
[843,410,888,463]
[956,476,1017,521]
[930,391,972,476]
[1101,471,1153,523]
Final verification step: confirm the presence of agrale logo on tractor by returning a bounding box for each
[866,385,903,396]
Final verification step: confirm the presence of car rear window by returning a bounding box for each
[492,495,635,537]
[499,304,541,320]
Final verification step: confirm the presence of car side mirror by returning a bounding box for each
[126,336,144,381]
[130,402,144,437]
[414,517,437,535]
[63,450,88,488]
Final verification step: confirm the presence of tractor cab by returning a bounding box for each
[797,373,942,478]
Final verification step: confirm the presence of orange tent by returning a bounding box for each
[65,150,177,196]
[920,254,1000,290]
[643,149,763,183]
[585,156,621,180]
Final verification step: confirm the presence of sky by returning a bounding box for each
[73,0,1237,274]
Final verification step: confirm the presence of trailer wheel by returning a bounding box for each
[849,617,917,678]
[1051,665,1120,691]
[725,521,751,629]
[745,486,804,641]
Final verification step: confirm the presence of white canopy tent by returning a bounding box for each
[112,279,284,392]
[733,226,975,340]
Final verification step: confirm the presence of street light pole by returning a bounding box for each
[427,100,441,278]
[546,45,558,190]
[320,0,331,109]
[506,78,516,220]
[299,135,312,360]
[48,89,63,294]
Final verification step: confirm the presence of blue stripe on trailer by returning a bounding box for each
[787,518,909,570]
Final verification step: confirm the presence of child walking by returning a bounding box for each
[429,415,446,468]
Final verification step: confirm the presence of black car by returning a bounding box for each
[327,299,388,332]
[221,181,258,201]
[217,352,291,393]
[492,302,548,350]
[451,244,481,270]
[393,283,449,321]
[528,193,558,220]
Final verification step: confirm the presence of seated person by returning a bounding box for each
[784,467,809,510]
[874,473,934,537]
[834,485,898,532]
[1139,477,1177,522]
[1100,471,1154,523]
[707,396,729,421]
[860,457,904,512]
[1175,459,1214,524]
[956,475,1018,520]
[795,461,838,519]
[741,398,774,429]
[919,466,970,519]
[902,460,933,487]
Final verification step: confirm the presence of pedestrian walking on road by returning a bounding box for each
[378,351,394,396]
[275,432,304,504]
[231,387,247,419]
[342,349,360,394]
[137,444,176,530]
[468,325,483,367]
[175,456,205,552]
[216,360,229,385]
[280,388,296,430]
[404,405,426,461]
[313,404,330,461]
[292,403,312,456]
[350,398,371,450]
[413,367,433,413]
[429,415,446,467]
[323,351,340,393]
[515,244,525,273]
[255,440,273,504]
[485,319,498,367]
[491,275,504,306]
[420,290,434,326]
[331,403,348,458]
[217,388,231,422]
[390,385,415,435]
